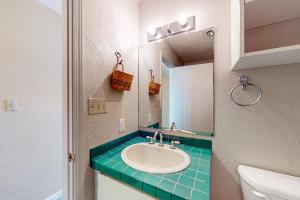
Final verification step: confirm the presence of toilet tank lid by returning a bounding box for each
[238,165,300,200]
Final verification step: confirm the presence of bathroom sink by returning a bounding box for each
[121,143,190,173]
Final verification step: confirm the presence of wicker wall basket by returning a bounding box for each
[149,81,161,94]
[149,69,160,95]
[111,70,133,91]
[111,52,134,91]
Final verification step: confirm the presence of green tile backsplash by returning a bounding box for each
[90,130,212,200]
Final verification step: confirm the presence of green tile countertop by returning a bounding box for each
[90,131,212,200]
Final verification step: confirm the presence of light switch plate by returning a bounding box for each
[5,100,18,112]
[119,118,126,133]
[88,98,107,115]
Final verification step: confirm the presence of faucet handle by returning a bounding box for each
[146,136,155,144]
[170,140,180,149]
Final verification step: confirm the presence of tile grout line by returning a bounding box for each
[171,172,182,193]
[156,174,165,190]
[162,175,209,194]
[131,170,138,177]
[190,148,203,199]
[196,147,210,195]
[111,161,121,169]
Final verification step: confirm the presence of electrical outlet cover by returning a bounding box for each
[119,119,126,133]
[148,113,152,123]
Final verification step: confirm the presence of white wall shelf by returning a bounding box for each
[231,0,300,70]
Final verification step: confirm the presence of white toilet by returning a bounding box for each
[238,165,300,200]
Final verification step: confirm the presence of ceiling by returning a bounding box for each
[165,30,214,65]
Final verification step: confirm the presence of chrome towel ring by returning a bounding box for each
[230,75,262,106]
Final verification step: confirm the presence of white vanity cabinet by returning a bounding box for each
[95,172,157,200]
[231,0,300,70]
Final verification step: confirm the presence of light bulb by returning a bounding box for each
[147,25,157,36]
[178,13,188,26]
[155,33,162,39]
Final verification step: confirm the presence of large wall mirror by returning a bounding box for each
[138,28,215,137]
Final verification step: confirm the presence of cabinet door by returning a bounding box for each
[95,172,157,200]
[231,0,245,68]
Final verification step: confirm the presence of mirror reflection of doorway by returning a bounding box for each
[161,61,214,134]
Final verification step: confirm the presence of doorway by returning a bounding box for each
[0,0,73,199]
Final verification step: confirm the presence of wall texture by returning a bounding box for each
[82,0,139,200]
[0,0,63,199]
[138,0,300,200]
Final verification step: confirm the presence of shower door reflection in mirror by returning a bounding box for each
[138,28,214,137]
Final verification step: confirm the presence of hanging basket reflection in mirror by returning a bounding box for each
[149,69,160,95]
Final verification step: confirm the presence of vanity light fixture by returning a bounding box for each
[147,25,162,39]
[155,33,162,39]
[178,13,188,27]
[162,24,172,35]
[178,13,194,31]
[147,15,196,42]
[147,25,156,36]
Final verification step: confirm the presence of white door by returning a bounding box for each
[170,63,214,132]
[0,0,70,199]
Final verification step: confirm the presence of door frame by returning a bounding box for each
[65,0,84,199]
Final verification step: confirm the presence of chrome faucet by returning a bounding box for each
[170,140,180,149]
[170,122,177,131]
[153,131,164,147]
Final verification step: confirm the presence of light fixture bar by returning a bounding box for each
[147,16,196,42]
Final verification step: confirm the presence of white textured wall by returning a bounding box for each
[82,0,139,199]
[0,0,63,199]
[139,0,300,200]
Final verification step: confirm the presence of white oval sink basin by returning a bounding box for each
[121,143,190,174]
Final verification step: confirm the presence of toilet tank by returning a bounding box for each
[238,165,300,200]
